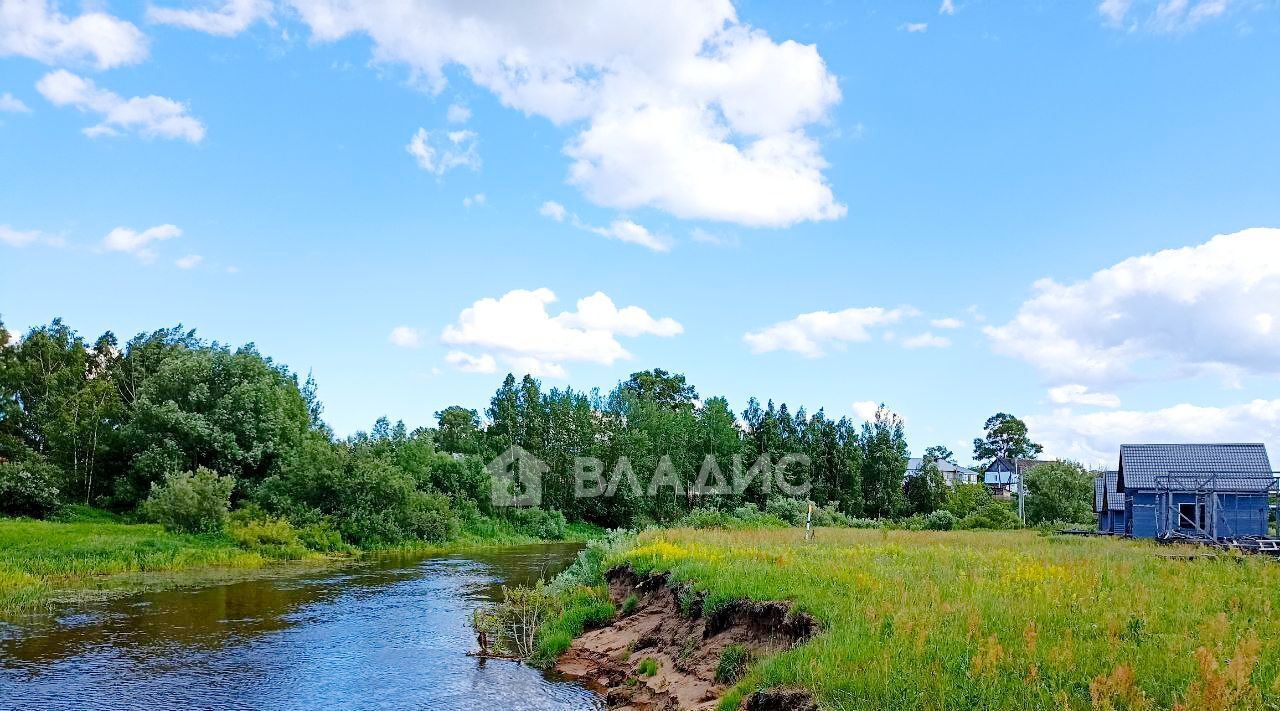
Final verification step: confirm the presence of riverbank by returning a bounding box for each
[552,527,1280,710]
[0,509,602,617]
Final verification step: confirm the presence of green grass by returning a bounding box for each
[1,509,605,617]
[637,657,659,676]
[0,514,287,615]
[608,527,1280,711]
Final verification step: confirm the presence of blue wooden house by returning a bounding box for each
[1094,470,1124,534]
[1116,443,1276,540]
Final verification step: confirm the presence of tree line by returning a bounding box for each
[0,317,1090,545]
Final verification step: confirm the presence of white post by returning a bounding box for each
[805,501,814,541]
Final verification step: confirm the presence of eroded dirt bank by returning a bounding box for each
[554,565,819,711]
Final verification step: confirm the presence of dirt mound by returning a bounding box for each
[554,565,818,710]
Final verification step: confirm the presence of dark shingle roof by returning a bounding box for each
[1104,471,1123,511]
[985,457,1053,485]
[1118,444,1274,492]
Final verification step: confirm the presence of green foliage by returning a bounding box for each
[958,501,1023,530]
[972,412,1043,464]
[637,657,659,676]
[0,459,63,517]
[677,506,789,530]
[943,482,994,518]
[622,593,639,615]
[140,467,236,534]
[923,509,958,531]
[1024,461,1094,525]
[859,405,908,518]
[504,507,568,540]
[715,643,752,684]
[905,457,947,515]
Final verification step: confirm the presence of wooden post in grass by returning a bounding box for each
[805,500,814,541]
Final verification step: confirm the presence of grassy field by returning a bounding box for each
[0,509,604,617]
[609,528,1280,711]
[0,511,296,615]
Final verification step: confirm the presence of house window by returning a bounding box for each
[1178,502,1200,529]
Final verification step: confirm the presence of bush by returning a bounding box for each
[716,643,752,684]
[140,468,235,534]
[923,510,958,530]
[765,497,809,525]
[0,460,62,518]
[297,521,349,552]
[621,593,639,615]
[677,505,788,530]
[1024,461,1094,525]
[944,483,993,519]
[958,502,1022,530]
[637,657,659,676]
[505,507,568,540]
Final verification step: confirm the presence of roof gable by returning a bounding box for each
[1117,444,1273,492]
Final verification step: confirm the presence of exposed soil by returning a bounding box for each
[554,565,818,711]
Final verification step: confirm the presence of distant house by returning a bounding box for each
[1116,443,1276,540]
[984,457,1053,499]
[906,458,979,487]
[1094,470,1124,535]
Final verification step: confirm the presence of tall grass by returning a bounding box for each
[0,516,282,615]
[610,528,1280,711]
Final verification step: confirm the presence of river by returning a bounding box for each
[0,544,603,710]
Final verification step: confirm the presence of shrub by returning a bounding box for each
[677,505,788,530]
[765,497,809,526]
[505,507,568,540]
[923,510,958,531]
[140,468,235,534]
[716,643,752,684]
[0,460,62,518]
[958,502,1022,530]
[622,593,639,615]
[944,483,993,519]
[1024,461,1094,525]
[297,521,348,552]
[637,657,659,676]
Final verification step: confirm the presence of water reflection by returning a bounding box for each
[0,543,601,710]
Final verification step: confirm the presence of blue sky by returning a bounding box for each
[3,0,1279,467]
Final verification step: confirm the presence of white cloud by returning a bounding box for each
[282,2,844,228]
[1027,399,1280,467]
[463,193,486,208]
[0,92,30,113]
[538,201,671,252]
[539,201,567,222]
[939,0,956,15]
[36,70,205,142]
[405,127,479,175]
[148,0,273,36]
[690,227,739,248]
[446,103,470,123]
[0,225,41,247]
[902,332,951,349]
[744,306,915,357]
[175,254,204,269]
[441,288,681,377]
[445,350,497,374]
[103,224,181,262]
[851,400,879,422]
[388,326,423,348]
[1098,0,1134,25]
[986,228,1280,387]
[0,0,147,69]
[557,291,682,337]
[1098,0,1230,32]
[930,317,964,329]
[900,22,928,33]
[586,219,672,252]
[1047,384,1121,408]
